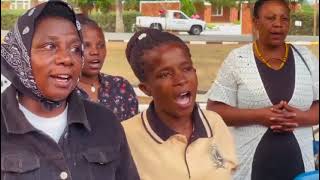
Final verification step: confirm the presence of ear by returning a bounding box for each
[138,82,152,97]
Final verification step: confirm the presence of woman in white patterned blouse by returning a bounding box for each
[206,0,319,180]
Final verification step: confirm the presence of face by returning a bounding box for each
[139,43,198,118]
[81,25,106,77]
[254,1,290,46]
[31,16,82,101]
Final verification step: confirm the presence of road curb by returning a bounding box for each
[104,38,318,46]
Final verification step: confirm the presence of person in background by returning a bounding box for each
[75,14,138,121]
[122,29,237,180]
[206,0,319,179]
[1,1,139,179]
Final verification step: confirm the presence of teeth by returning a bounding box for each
[180,92,188,96]
[57,75,69,79]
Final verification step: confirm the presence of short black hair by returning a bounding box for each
[253,0,290,18]
[76,13,100,29]
[125,29,191,82]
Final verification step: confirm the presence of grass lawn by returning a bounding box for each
[103,42,319,92]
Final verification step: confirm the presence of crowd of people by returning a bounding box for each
[1,0,318,180]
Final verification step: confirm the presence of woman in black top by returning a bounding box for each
[1,1,139,180]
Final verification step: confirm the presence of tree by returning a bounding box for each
[115,0,124,32]
[181,0,196,16]
[70,0,96,16]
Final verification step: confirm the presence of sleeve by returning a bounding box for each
[207,51,238,107]
[309,50,319,101]
[116,125,140,180]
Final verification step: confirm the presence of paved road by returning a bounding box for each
[1,30,319,43]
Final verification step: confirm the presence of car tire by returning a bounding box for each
[190,25,202,35]
[150,23,162,31]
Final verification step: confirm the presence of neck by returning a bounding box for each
[256,40,285,52]
[18,95,67,118]
[155,107,193,139]
[80,74,99,85]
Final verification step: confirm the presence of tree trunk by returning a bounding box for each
[115,0,124,32]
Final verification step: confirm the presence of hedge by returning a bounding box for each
[89,11,140,32]
[1,10,141,33]
[289,11,319,36]
[1,10,318,35]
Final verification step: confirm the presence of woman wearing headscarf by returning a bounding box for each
[206,0,319,179]
[1,1,139,180]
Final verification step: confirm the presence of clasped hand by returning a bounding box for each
[260,101,306,132]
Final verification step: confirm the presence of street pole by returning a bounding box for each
[314,0,319,36]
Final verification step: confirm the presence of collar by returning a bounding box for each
[2,85,91,134]
[142,102,213,144]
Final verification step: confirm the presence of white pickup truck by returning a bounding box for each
[135,10,206,35]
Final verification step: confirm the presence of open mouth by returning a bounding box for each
[87,59,102,69]
[175,91,192,106]
[50,74,72,87]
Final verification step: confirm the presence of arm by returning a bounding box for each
[207,100,298,129]
[271,101,319,127]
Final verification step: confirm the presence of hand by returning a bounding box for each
[270,101,306,132]
[258,101,298,130]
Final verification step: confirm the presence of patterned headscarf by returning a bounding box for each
[1,0,83,110]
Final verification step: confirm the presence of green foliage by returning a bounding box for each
[96,0,114,13]
[289,11,319,35]
[181,0,196,17]
[89,11,141,32]
[0,10,26,30]
[0,9,140,33]
[124,0,140,11]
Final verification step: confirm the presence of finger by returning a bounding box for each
[283,112,297,118]
[283,103,295,112]
[270,108,283,114]
[270,125,282,130]
[280,122,298,128]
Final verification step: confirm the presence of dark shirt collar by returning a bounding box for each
[143,102,213,144]
[2,85,91,134]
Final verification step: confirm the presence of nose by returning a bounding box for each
[273,17,283,28]
[89,46,99,56]
[55,49,73,66]
[173,70,188,86]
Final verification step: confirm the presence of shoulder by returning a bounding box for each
[200,109,226,128]
[82,99,121,130]
[121,113,143,132]
[228,43,253,57]
[101,73,135,88]
[222,43,253,66]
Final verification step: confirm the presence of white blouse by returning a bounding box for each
[207,43,319,180]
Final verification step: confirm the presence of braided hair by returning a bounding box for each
[253,0,290,18]
[126,29,191,82]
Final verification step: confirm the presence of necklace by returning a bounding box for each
[254,41,289,70]
[79,80,98,93]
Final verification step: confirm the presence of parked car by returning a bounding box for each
[135,10,206,35]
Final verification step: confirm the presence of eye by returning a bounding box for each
[282,17,289,21]
[158,71,172,79]
[97,42,105,49]
[183,65,194,72]
[84,42,90,49]
[70,45,82,54]
[266,16,276,21]
[43,43,56,50]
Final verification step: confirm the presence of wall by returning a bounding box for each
[140,1,180,16]
[241,3,253,35]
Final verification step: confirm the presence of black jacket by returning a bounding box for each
[1,85,140,180]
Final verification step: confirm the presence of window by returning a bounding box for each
[212,6,223,16]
